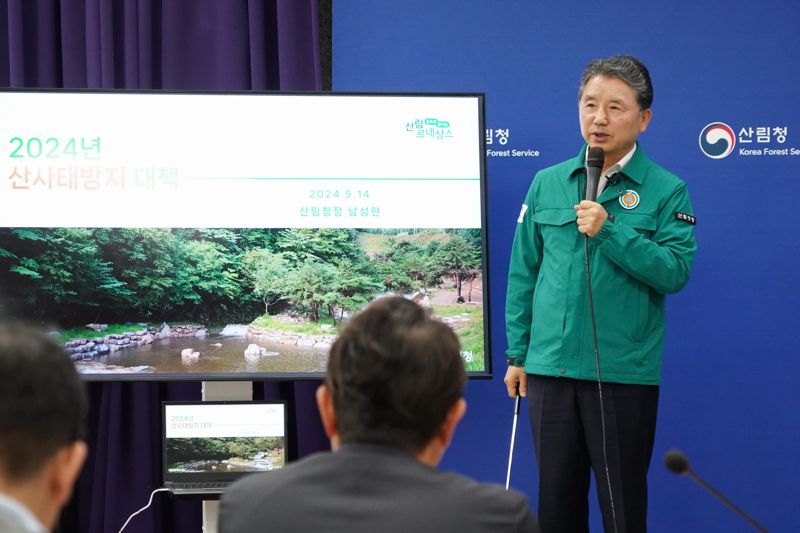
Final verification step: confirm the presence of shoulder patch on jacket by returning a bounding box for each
[517,204,528,223]
[675,212,696,225]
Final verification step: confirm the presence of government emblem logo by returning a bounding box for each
[699,122,736,159]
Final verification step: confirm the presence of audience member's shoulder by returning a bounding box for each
[224,451,328,499]
[442,472,525,500]
[439,470,527,504]
[434,471,538,530]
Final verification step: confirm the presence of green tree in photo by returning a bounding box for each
[175,239,242,321]
[193,228,242,254]
[374,231,458,293]
[242,249,290,315]
[377,262,417,294]
[285,258,338,321]
[435,235,481,303]
[0,228,132,321]
[326,258,382,323]
[237,228,281,251]
[453,228,482,250]
[96,228,183,318]
[276,228,363,265]
[399,250,443,290]
[376,238,419,294]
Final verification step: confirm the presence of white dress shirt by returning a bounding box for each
[0,492,48,533]
[595,144,637,196]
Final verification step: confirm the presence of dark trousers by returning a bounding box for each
[527,375,659,533]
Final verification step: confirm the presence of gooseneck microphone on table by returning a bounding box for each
[664,449,769,532]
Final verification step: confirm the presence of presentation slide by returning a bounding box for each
[0,90,489,379]
[164,402,286,474]
[0,92,481,228]
[165,403,286,439]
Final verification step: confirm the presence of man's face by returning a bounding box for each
[579,75,652,169]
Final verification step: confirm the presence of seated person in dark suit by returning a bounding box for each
[220,296,539,533]
[0,321,88,533]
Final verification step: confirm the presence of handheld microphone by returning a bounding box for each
[582,144,618,531]
[584,147,605,202]
[664,449,769,532]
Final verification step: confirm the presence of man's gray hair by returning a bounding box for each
[578,55,653,111]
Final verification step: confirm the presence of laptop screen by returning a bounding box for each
[162,401,287,487]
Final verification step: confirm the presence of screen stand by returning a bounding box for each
[201,381,253,401]
[201,381,253,533]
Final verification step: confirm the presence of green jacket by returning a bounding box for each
[505,145,697,385]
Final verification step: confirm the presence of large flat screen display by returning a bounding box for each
[0,90,489,380]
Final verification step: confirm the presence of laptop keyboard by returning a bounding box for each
[168,481,231,492]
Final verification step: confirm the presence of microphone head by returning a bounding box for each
[586,147,605,169]
[664,449,690,474]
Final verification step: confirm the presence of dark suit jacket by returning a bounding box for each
[219,443,539,533]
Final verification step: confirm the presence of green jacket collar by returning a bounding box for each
[567,143,649,185]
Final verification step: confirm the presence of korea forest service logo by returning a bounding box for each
[699,122,736,159]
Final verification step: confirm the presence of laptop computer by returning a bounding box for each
[161,400,287,497]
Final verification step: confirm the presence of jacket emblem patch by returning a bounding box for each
[619,190,640,210]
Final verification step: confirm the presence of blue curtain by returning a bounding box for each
[1,1,326,531]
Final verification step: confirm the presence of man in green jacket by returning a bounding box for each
[504,55,697,532]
